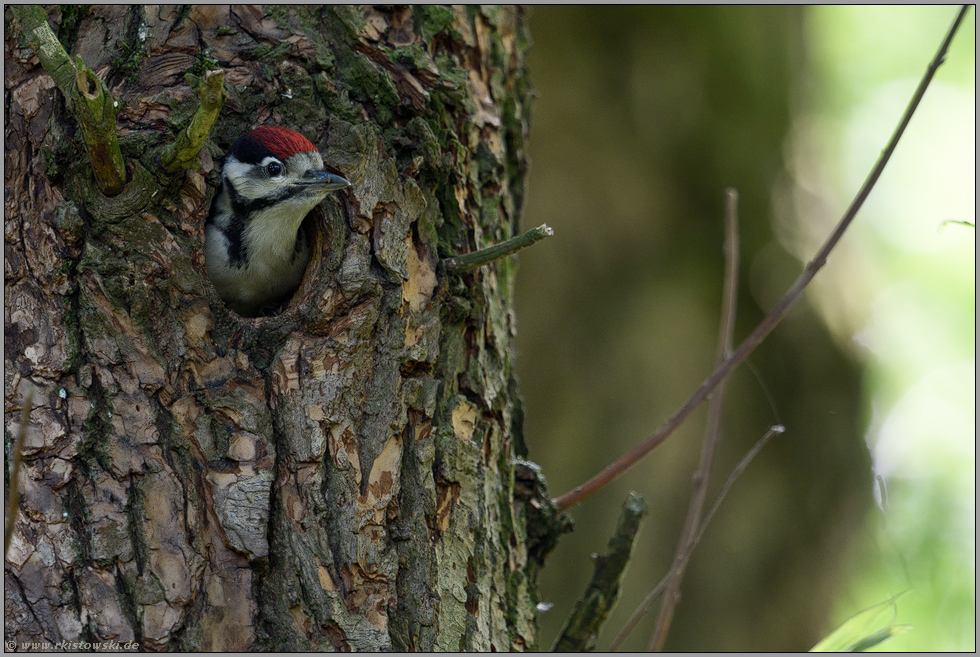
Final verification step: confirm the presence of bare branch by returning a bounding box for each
[609,425,784,651]
[441,224,553,273]
[552,5,971,512]
[648,188,740,651]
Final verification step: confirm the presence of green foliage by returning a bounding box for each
[811,595,910,652]
[805,7,975,652]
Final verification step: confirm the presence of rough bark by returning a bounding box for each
[5,5,556,651]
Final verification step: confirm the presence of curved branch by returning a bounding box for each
[552,4,971,512]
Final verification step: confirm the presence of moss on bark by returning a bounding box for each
[5,5,556,651]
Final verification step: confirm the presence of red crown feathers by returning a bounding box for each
[248,126,317,159]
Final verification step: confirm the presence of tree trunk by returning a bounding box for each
[5,5,555,651]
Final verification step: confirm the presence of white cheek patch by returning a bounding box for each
[223,157,254,186]
[222,150,328,202]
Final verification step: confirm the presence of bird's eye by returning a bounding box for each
[266,161,283,176]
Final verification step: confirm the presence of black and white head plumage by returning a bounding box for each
[205,126,350,316]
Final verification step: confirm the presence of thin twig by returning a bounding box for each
[441,224,553,273]
[5,387,34,558]
[609,425,785,651]
[552,5,970,512]
[939,219,975,230]
[648,188,740,651]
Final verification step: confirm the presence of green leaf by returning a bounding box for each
[811,594,910,652]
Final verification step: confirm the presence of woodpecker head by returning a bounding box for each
[205,126,350,316]
[221,126,350,214]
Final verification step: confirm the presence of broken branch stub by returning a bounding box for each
[11,5,126,196]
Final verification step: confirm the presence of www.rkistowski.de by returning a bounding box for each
[5,640,140,651]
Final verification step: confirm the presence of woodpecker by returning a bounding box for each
[205,126,350,316]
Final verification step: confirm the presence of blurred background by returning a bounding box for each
[515,6,974,652]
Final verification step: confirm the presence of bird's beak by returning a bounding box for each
[303,170,351,192]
